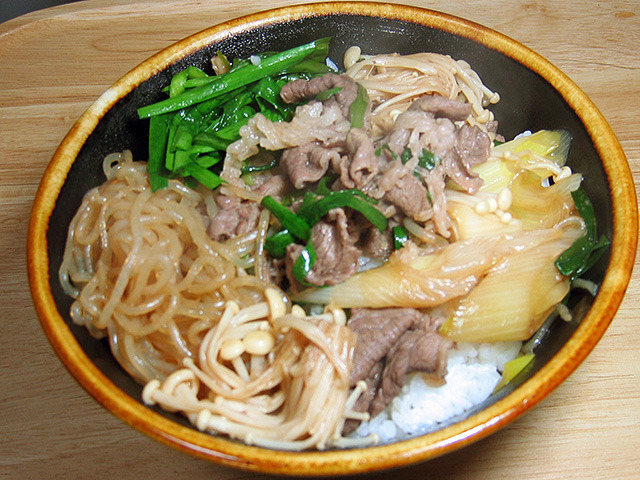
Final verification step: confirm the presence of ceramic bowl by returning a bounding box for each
[27,1,638,475]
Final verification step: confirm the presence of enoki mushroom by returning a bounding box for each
[143,289,378,450]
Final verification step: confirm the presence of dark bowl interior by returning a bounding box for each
[44,8,611,451]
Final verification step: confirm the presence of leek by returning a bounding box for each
[443,225,581,342]
[493,354,535,392]
[470,129,573,194]
[293,229,566,308]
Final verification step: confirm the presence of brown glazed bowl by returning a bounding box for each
[27,1,637,476]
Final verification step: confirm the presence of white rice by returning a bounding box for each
[352,341,522,443]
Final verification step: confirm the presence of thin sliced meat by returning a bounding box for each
[280,73,359,118]
[208,194,260,242]
[280,142,341,189]
[348,308,424,386]
[369,329,452,417]
[285,208,361,287]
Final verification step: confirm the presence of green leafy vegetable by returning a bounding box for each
[240,156,279,175]
[296,190,387,232]
[138,38,331,119]
[264,229,295,258]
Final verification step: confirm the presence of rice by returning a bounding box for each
[352,341,521,443]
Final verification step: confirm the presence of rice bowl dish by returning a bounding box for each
[27,2,637,475]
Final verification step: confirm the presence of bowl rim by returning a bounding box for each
[27,1,638,475]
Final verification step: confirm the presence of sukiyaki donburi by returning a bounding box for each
[59,39,607,450]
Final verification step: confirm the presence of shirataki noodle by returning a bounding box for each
[59,152,372,448]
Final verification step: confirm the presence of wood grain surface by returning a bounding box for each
[1,1,638,478]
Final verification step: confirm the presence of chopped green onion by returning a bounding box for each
[240,157,279,175]
[179,162,223,190]
[261,196,311,242]
[138,38,330,119]
[400,147,412,163]
[296,190,387,232]
[264,229,295,258]
[262,189,388,284]
[375,144,398,160]
[292,240,317,285]
[349,83,369,129]
[147,114,170,191]
[393,225,409,250]
[316,86,343,101]
[139,39,333,191]
[315,175,336,196]
[418,149,441,171]
[168,66,208,98]
[555,187,609,279]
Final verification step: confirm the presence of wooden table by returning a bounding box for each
[2,1,638,478]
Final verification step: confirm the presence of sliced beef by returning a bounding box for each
[359,224,393,260]
[280,142,341,189]
[344,307,453,424]
[384,168,433,222]
[280,73,359,118]
[252,173,288,198]
[371,94,492,236]
[455,122,492,169]
[285,208,361,287]
[338,128,380,190]
[342,362,383,435]
[409,94,473,121]
[348,308,424,386]
[208,194,260,242]
[369,329,453,417]
[421,166,451,235]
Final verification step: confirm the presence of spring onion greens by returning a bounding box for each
[393,226,409,250]
[139,38,332,191]
[555,187,610,280]
[349,83,369,129]
[261,190,387,283]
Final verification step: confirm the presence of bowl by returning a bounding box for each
[27,1,638,475]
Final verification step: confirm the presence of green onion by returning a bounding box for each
[296,190,387,232]
[240,157,279,175]
[375,144,398,160]
[400,147,412,163]
[262,189,388,284]
[261,196,311,242]
[349,83,369,129]
[393,225,409,250]
[292,240,317,285]
[138,38,330,119]
[418,149,441,170]
[178,162,223,190]
[316,86,343,101]
[555,187,610,279]
[264,229,295,258]
[168,66,208,98]
[314,175,337,196]
[147,114,170,191]
[399,147,441,171]
[140,39,333,191]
